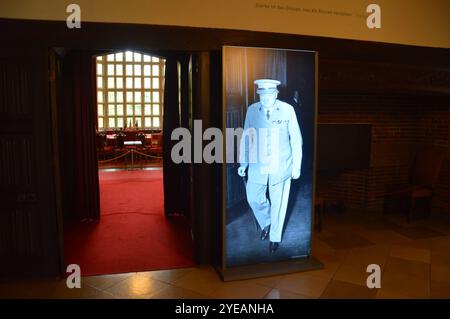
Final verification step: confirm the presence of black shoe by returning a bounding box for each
[270,242,279,253]
[261,225,270,240]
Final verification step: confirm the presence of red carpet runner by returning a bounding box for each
[64,169,193,276]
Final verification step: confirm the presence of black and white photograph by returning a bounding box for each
[224,46,317,267]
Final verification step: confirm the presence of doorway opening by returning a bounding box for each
[56,49,194,276]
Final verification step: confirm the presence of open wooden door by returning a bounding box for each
[0,49,61,278]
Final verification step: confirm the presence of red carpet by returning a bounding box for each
[64,169,194,276]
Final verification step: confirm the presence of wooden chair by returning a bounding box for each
[149,133,163,157]
[384,149,444,222]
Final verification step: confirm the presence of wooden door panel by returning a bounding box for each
[0,49,60,278]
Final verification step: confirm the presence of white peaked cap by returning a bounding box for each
[254,79,281,94]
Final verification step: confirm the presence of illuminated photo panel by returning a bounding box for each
[223,46,317,268]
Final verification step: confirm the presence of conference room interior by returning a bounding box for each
[52,47,195,278]
[0,18,449,299]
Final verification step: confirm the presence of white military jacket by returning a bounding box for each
[239,99,303,185]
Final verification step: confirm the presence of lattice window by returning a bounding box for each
[96,51,165,130]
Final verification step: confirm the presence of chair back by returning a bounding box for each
[411,149,445,189]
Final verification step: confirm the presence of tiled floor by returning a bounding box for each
[1,210,450,299]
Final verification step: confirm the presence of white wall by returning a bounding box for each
[0,0,449,48]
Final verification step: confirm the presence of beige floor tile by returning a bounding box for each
[264,288,310,299]
[431,264,450,284]
[376,271,429,299]
[48,281,115,299]
[210,281,271,299]
[171,266,223,296]
[333,264,372,287]
[137,268,191,285]
[431,251,450,267]
[398,238,432,250]
[245,274,285,289]
[358,230,411,245]
[321,280,377,299]
[105,274,170,298]
[384,257,430,280]
[430,281,450,299]
[341,245,391,270]
[304,261,340,281]
[431,235,450,252]
[149,284,210,299]
[312,249,351,265]
[390,245,431,263]
[276,272,330,298]
[83,272,135,290]
[82,289,117,299]
[425,219,450,234]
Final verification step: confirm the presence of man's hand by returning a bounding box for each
[237,167,246,177]
[292,169,301,179]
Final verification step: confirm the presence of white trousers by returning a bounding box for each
[246,178,291,242]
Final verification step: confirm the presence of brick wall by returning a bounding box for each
[317,94,449,214]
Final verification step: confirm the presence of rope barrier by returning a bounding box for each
[132,149,163,159]
[98,148,162,165]
[98,150,131,163]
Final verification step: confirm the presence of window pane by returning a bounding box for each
[108,104,115,116]
[135,118,142,127]
[144,92,151,102]
[134,64,141,76]
[125,51,133,61]
[107,54,114,61]
[144,65,151,76]
[108,91,115,102]
[127,104,133,115]
[97,77,103,88]
[98,104,103,116]
[107,64,114,76]
[152,92,159,103]
[97,63,102,75]
[152,65,159,76]
[116,77,123,89]
[117,117,124,128]
[134,92,141,103]
[135,105,141,116]
[153,117,160,128]
[97,91,103,103]
[144,104,151,115]
[117,104,124,116]
[126,91,133,102]
[109,118,115,128]
[152,57,159,63]
[145,117,151,127]
[143,55,151,62]
[134,78,141,89]
[108,77,115,88]
[115,52,123,61]
[116,91,123,103]
[144,78,151,88]
[134,52,142,62]
[153,78,159,89]
[116,64,123,76]
[126,77,133,89]
[152,104,159,115]
[98,117,104,128]
[126,65,133,76]
[96,56,102,61]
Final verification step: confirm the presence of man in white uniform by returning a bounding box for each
[238,79,303,253]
